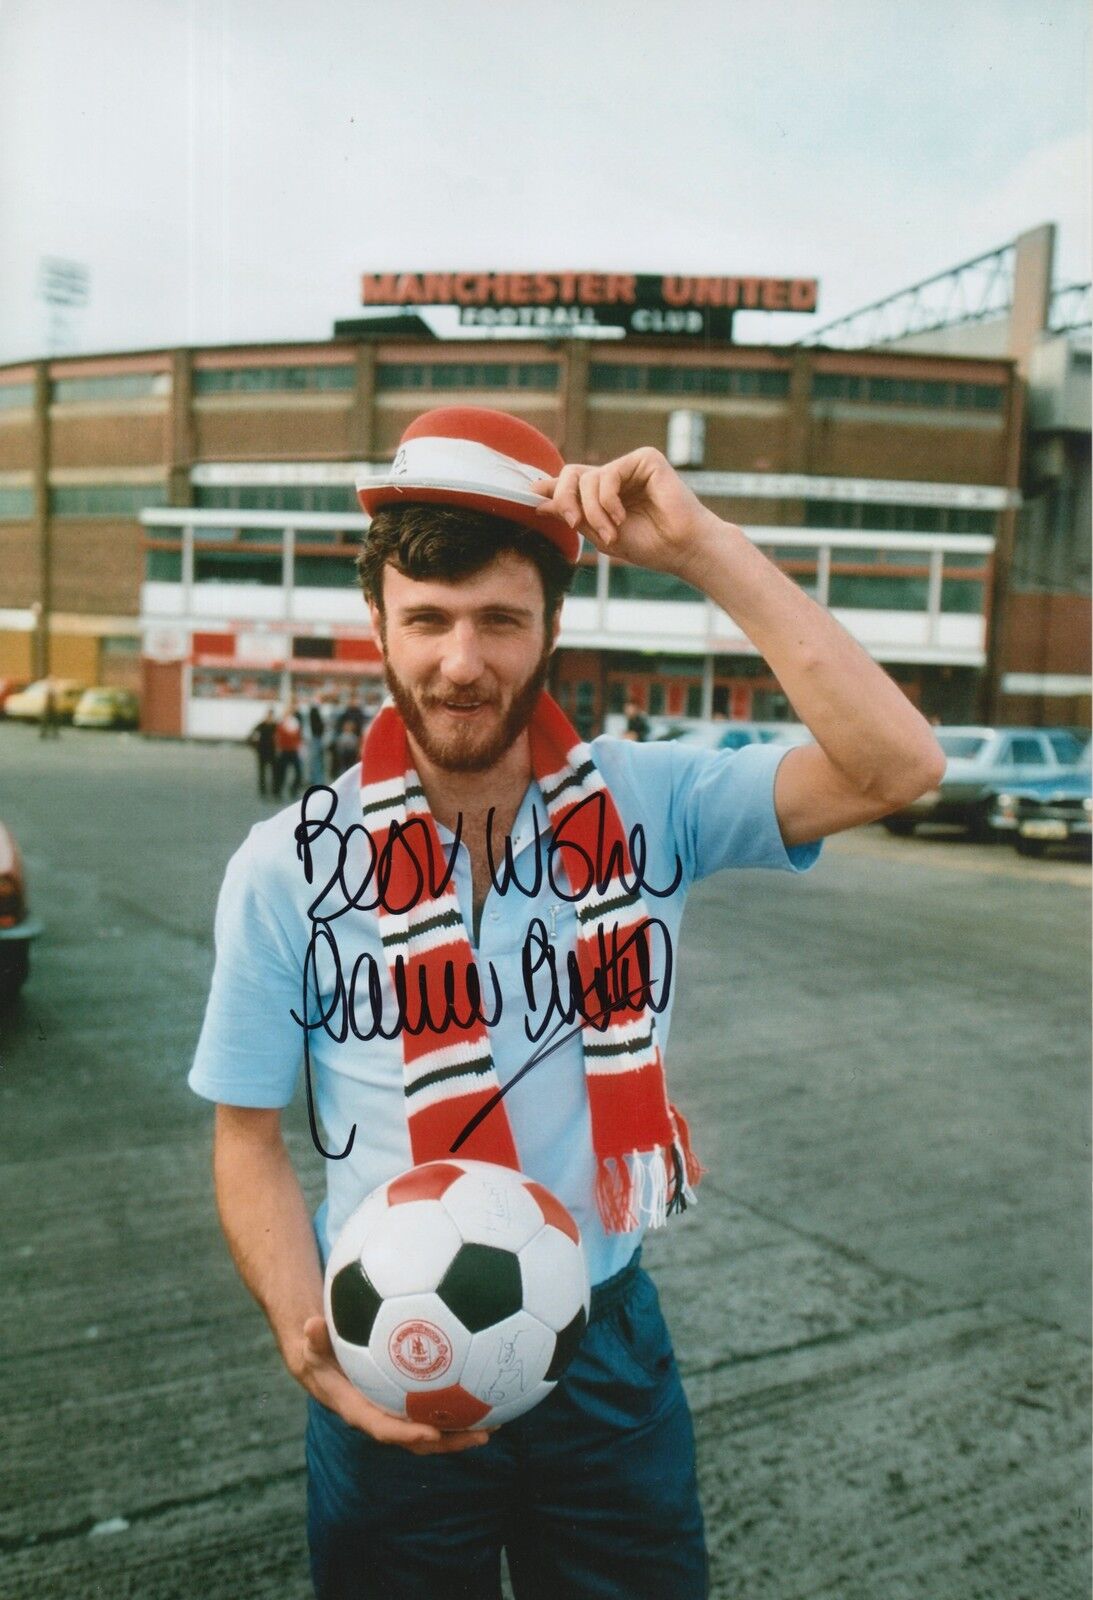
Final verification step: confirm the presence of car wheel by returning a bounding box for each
[967,805,996,843]
[0,943,29,1003]
[882,816,916,836]
[1014,835,1047,858]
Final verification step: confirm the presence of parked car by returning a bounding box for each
[4,678,88,723]
[73,686,140,729]
[0,820,42,1002]
[0,676,28,712]
[883,726,1088,839]
[656,720,813,750]
[988,755,1092,857]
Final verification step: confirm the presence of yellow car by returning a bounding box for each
[73,687,140,729]
[4,679,88,722]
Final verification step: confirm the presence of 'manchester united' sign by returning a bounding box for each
[359,272,818,340]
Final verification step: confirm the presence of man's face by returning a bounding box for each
[370,552,559,774]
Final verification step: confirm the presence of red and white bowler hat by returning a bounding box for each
[355,407,580,564]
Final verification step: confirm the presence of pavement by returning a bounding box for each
[0,723,1089,1599]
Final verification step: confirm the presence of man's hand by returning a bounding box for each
[296,1315,493,1456]
[212,1106,493,1459]
[531,448,724,584]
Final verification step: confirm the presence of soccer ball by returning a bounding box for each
[324,1159,591,1431]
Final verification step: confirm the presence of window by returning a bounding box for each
[51,372,170,403]
[607,566,704,602]
[828,573,930,610]
[1047,732,1084,765]
[568,563,598,598]
[375,362,559,392]
[194,484,360,514]
[0,383,33,411]
[193,365,355,395]
[50,483,168,516]
[1005,738,1047,766]
[940,578,985,613]
[145,548,182,581]
[938,734,987,759]
[293,636,336,659]
[0,487,33,519]
[293,554,358,588]
[193,550,281,585]
[805,500,996,535]
[588,364,789,398]
[192,667,281,699]
[811,373,1004,411]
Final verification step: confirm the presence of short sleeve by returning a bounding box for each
[188,835,306,1107]
[669,740,824,881]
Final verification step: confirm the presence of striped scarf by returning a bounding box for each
[359,692,701,1233]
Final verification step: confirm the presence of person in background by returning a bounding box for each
[623,697,650,742]
[305,701,327,787]
[247,705,278,797]
[273,701,303,800]
[39,680,60,740]
[332,698,365,778]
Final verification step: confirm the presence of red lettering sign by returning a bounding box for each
[358,271,819,315]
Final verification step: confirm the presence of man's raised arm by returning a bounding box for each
[533,448,946,847]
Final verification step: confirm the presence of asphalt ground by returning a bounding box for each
[0,722,1089,1600]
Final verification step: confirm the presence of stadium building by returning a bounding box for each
[0,226,1085,740]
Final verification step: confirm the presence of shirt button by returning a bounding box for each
[489,912,499,921]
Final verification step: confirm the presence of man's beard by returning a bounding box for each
[382,643,553,773]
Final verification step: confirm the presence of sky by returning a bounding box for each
[0,0,1089,363]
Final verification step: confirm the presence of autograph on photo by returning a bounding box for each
[289,784,681,1160]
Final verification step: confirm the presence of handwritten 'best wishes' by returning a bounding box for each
[288,785,680,1160]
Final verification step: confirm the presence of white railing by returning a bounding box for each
[140,508,994,667]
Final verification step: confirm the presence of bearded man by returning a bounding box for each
[191,407,945,1600]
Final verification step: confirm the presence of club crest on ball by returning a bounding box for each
[388,1318,453,1381]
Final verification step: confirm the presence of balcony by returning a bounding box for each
[140,509,993,668]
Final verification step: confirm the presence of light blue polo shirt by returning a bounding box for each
[189,736,822,1284]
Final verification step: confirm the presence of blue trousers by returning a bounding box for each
[306,1254,708,1599]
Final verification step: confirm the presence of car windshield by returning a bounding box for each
[1047,731,1086,764]
[937,735,988,759]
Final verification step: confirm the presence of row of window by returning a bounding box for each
[0,384,33,411]
[812,373,1005,410]
[193,484,360,514]
[804,500,996,534]
[50,483,168,516]
[52,373,171,404]
[374,362,559,392]
[146,549,359,587]
[588,365,791,398]
[193,484,996,533]
[145,548,982,612]
[193,365,355,395]
[0,479,1006,536]
[1,367,1010,412]
[0,487,33,518]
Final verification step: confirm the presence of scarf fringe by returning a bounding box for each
[596,1142,700,1233]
